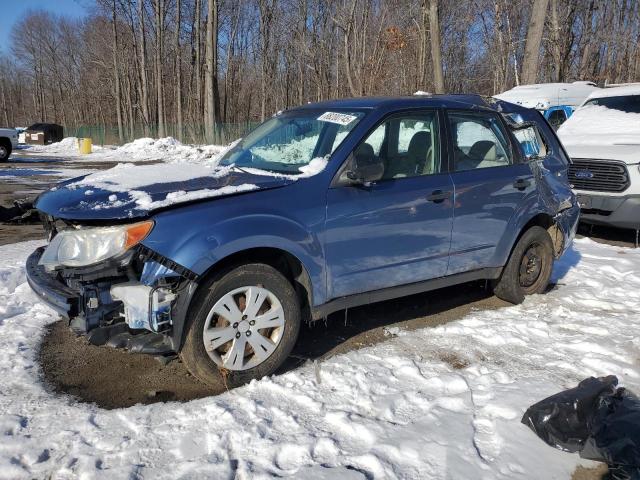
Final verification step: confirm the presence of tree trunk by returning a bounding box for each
[429,0,444,93]
[175,0,183,141]
[155,0,166,138]
[521,0,550,85]
[204,0,220,143]
[195,0,202,133]
[138,0,151,136]
[111,0,124,144]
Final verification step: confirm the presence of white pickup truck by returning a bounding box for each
[0,128,18,161]
[558,85,640,235]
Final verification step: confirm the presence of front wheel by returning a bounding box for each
[0,142,11,162]
[493,226,554,304]
[181,263,301,388]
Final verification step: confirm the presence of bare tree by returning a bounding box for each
[429,0,444,93]
[204,0,220,142]
[522,0,550,85]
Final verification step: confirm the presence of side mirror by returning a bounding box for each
[346,154,384,185]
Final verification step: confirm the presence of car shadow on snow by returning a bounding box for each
[550,241,582,283]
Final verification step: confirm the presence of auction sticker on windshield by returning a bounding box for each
[317,112,358,126]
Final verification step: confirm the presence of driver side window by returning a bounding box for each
[352,112,441,181]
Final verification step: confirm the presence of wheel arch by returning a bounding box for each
[516,212,565,258]
[176,246,314,351]
[199,246,314,313]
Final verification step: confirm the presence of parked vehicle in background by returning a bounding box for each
[25,123,64,145]
[558,85,640,236]
[26,95,579,387]
[495,82,600,129]
[0,127,19,161]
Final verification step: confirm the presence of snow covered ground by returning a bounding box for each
[19,137,227,164]
[1,238,637,479]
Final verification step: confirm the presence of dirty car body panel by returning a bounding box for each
[26,95,579,356]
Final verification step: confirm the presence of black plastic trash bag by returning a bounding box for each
[522,376,640,480]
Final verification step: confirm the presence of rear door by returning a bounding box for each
[446,110,535,274]
[324,110,454,299]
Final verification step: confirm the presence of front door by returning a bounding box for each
[445,110,535,274]
[324,110,454,299]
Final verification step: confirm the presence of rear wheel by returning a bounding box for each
[181,263,301,388]
[493,226,554,304]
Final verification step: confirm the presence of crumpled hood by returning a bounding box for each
[35,163,295,221]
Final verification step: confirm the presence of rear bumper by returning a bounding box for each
[575,193,640,230]
[556,203,580,256]
[26,247,79,318]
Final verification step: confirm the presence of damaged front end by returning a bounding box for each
[26,216,198,355]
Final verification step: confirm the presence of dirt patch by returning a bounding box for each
[438,351,471,370]
[571,464,608,480]
[39,321,217,408]
[39,281,509,409]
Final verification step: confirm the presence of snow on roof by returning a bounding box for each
[494,82,600,109]
[585,84,640,100]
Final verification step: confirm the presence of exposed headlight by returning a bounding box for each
[39,220,153,268]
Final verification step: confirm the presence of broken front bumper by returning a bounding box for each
[26,247,79,318]
[26,246,198,354]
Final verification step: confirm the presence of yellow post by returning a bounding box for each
[78,137,92,154]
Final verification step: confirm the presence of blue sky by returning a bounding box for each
[0,0,90,53]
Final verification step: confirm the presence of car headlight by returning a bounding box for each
[39,220,153,268]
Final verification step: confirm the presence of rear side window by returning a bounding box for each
[448,112,513,171]
[513,126,548,158]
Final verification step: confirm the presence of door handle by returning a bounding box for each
[426,189,451,203]
[513,178,531,190]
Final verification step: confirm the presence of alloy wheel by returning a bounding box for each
[202,286,285,371]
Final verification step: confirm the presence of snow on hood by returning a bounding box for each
[35,155,330,221]
[558,105,640,153]
[35,164,283,220]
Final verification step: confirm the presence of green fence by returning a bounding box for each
[67,122,259,147]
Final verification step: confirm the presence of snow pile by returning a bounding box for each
[22,136,229,164]
[558,105,640,146]
[1,238,637,478]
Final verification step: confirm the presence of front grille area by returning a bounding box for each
[569,158,630,193]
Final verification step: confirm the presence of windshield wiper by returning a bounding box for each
[229,164,252,174]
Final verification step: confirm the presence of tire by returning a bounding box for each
[0,141,11,162]
[181,263,301,388]
[493,226,554,304]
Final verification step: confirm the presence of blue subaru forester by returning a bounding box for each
[27,95,579,387]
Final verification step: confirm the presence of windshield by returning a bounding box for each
[583,95,640,113]
[219,110,365,174]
